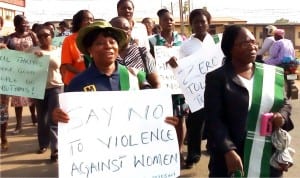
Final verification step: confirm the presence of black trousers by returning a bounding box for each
[185,108,206,162]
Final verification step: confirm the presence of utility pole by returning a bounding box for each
[179,0,184,34]
[188,0,191,14]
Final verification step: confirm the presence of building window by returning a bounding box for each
[4,9,14,20]
[0,8,3,17]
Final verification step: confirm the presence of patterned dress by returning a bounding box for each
[5,33,36,107]
[0,34,9,123]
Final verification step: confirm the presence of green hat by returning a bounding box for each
[76,21,127,55]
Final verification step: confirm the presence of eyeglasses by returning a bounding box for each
[121,27,132,33]
[235,39,258,48]
[37,33,51,39]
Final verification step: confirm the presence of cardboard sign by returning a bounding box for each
[0,49,49,99]
[58,89,180,178]
[154,46,182,94]
[52,36,65,47]
[173,37,224,112]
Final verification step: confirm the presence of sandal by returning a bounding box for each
[37,147,47,154]
[1,141,8,152]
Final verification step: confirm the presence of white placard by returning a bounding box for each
[173,43,224,112]
[0,49,49,99]
[58,89,180,178]
[154,46,182,94]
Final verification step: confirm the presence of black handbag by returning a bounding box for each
[282,115,294,132]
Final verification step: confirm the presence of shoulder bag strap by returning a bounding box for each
[138,47,149,74]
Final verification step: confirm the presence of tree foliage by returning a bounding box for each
[274,18,290,24]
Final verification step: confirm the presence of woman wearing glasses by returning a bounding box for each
[204,25,293,177]
[28,25,64,162]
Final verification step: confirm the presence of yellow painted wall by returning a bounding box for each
[255,26,263,47]
[295,26,300,48]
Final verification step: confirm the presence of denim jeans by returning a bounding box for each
[35,86,63,153]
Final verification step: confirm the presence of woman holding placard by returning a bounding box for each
[167,8,224,169]
[52,20,178,133]
[5,14,38,134]
[149,8,188,169]
[28,24,64,162]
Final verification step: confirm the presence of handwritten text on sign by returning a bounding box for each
[58,90,180,178]
[173,47,223,112]
[154,46,182,94]
[0,49,49,99]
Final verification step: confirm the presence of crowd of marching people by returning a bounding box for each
[0,0,296,177]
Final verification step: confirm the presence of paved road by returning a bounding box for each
[1,84,299,177]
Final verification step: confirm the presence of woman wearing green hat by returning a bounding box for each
[53,21,178,125]
[69,20,149,92]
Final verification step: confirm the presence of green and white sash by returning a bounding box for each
[244,63,284,177]
[119,65,145,91]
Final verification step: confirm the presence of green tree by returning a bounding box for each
[274,18,289,24]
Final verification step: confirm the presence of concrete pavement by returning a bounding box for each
[1,85,300,177]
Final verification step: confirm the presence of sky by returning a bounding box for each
[24,0,300,24]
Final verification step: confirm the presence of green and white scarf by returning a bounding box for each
[244,62,284,177]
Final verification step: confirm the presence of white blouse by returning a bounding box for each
[238,75,254,110]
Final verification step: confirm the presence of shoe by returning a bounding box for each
[50,150,58,162]
[1,142,8,152]
[12,129,22,134]
[183,162,194,169]
[190,154,201,163]
[37,147,47,154]
[184,154,201,169]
